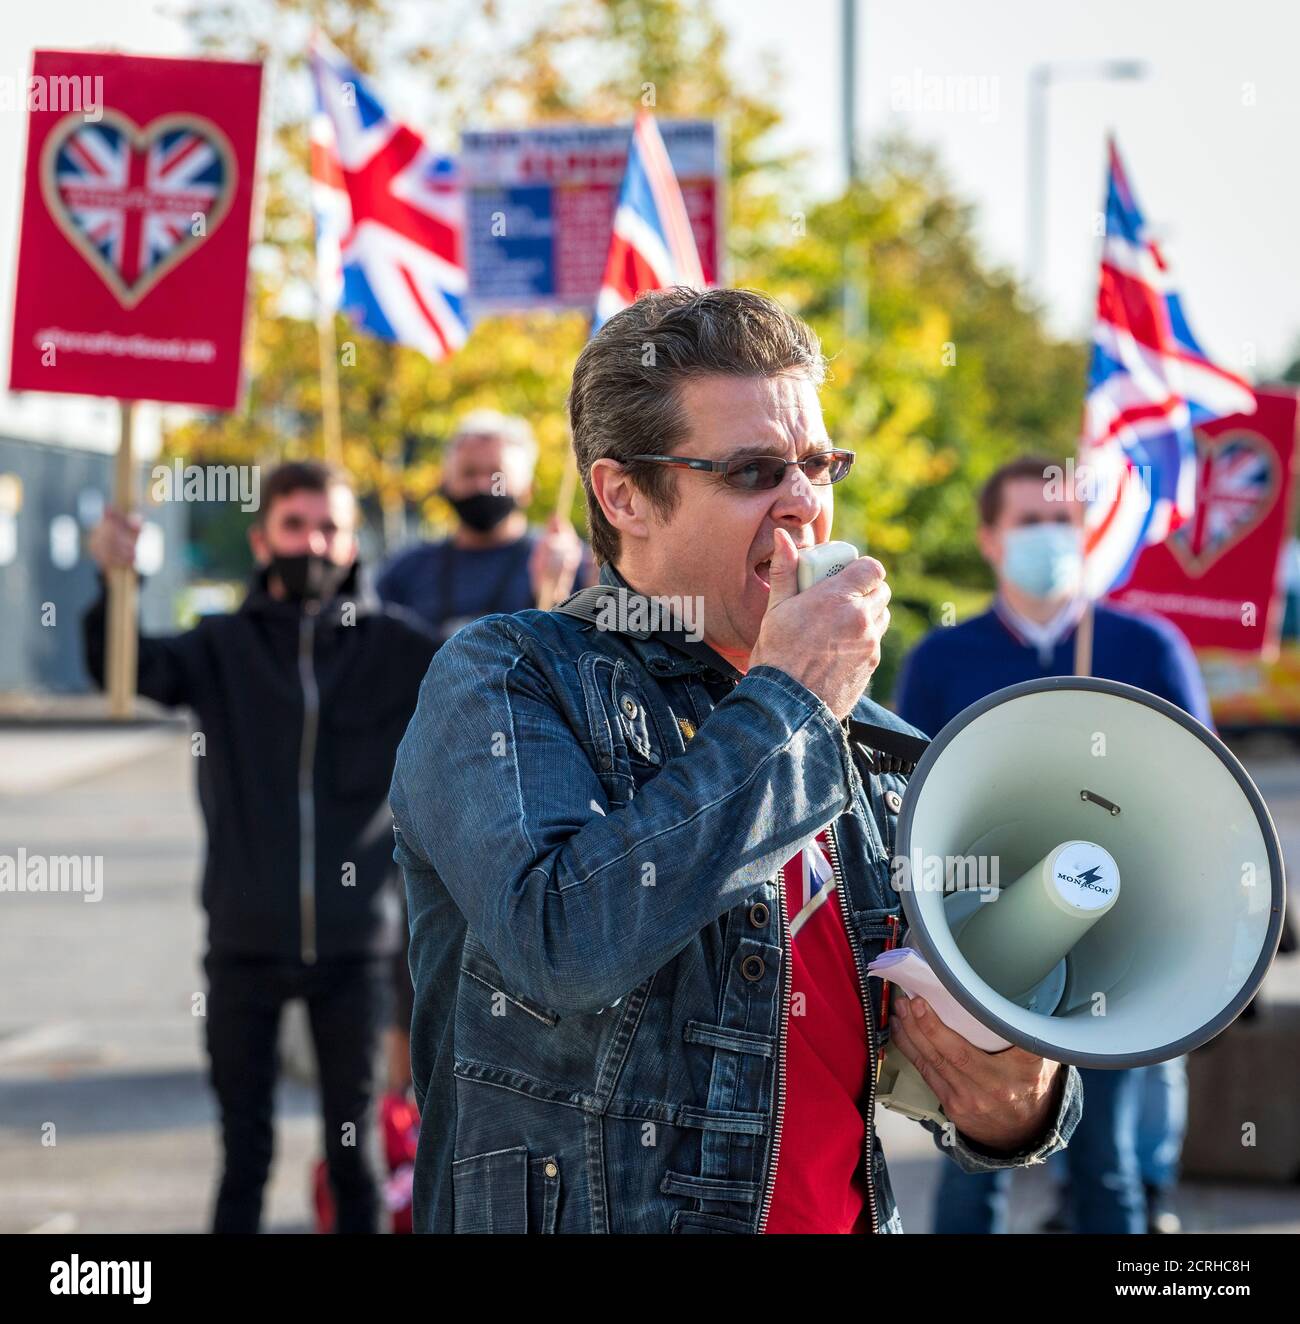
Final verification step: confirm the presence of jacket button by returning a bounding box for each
[740,954,766,982]
[543,1161,559,1179]
[748,902,770,928]
[620,695,639,719]
[884,790,903,814]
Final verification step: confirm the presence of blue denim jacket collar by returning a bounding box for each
[583,559,743,682]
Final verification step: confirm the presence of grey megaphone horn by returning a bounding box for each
[876,676,1287,1125]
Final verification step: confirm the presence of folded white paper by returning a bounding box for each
[867,947,1011,1053]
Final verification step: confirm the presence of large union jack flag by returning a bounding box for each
[309,32,468,360]
[43,112,233,308]
[1080,138,1256,596]
[593,112,705,332]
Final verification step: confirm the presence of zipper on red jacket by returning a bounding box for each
[826,820,881,1234]
[755,863,791,1234]
[297,605,320,965]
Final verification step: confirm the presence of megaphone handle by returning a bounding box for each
[876,1042,948,1127]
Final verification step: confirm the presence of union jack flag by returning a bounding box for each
[593,112,705,331]
[1080,138,1256,596]
[46,114,231,306]
[784,833,837,939]
[309,32,468,360]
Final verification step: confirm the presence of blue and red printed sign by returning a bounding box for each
[459,119,722,317]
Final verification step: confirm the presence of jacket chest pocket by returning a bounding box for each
[577,653,666,805]
[849,901,905,1029]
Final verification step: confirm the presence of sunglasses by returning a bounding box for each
[626,448,855,491]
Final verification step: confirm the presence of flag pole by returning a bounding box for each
[316,306,343,465]
[1073,598,1095,677]
[106,399,138,719]
[309,82,342,466]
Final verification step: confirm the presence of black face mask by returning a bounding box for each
[444,490,518,533]
[269,553,351,604]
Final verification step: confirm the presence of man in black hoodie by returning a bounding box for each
[83,461,436,1233]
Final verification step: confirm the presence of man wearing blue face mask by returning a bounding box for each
[897,455,1210,727]
[896,454,1208,1236]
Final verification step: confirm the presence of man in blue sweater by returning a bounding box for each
[897,455,1210,736]
[896,454,1208,1235]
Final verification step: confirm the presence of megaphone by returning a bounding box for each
[876,676,1287,1123]
[797,541,860,593]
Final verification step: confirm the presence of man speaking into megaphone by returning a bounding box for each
[391,287,1081,1235]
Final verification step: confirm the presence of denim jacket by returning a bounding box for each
[390,565,1082,1234]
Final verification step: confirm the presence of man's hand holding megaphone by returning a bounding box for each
[752,528,1065,1154]
[749,528,892,720]
[888,994,1064,1152]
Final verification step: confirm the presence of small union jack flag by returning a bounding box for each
[309,31,468,361]
[1168,435,1276,575]
[593,112,705,332]
[785,834,837,939]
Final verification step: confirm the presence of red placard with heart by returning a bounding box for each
[1108,389,1300,653]
[9,50,262,409]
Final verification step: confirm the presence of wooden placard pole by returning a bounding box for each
[106,400,138,719]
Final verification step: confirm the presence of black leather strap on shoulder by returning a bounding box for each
[846,719,930,776]
[553,585,742,680]
[552,585,650,636]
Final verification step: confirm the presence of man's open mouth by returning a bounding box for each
[754,559,771,589]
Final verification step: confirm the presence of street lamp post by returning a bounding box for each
[842,0,858,186]
[1025,59,1148,301]
[841,0,866,342]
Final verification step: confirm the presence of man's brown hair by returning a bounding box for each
[568,287,827,566]
[254,460,353,526]
[977,454,1063,528]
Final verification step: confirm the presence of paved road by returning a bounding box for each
[2,728,1297,1234]
[0,731,318,1233]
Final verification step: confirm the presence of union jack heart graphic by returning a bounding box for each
[39,109,237,309]
[1166,430,1278,577]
